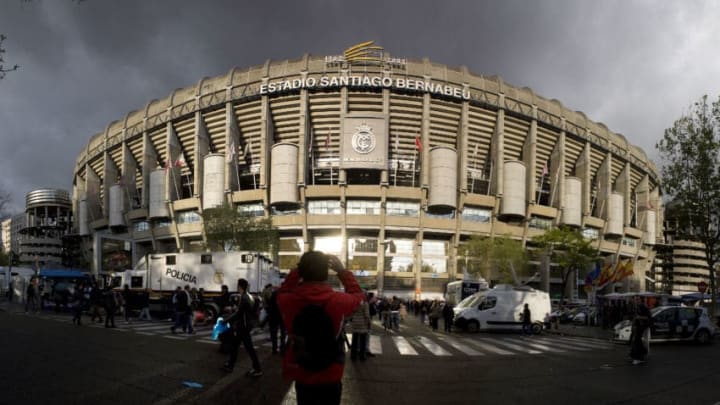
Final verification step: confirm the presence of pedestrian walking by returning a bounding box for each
[365,292,377,357]
[25,278,39,313]
[429,299,442,331]
[171,285,193,334]
[136,289,152,321]
[277,252,364,405]
[629,296,651,365]
[222,278,262,377]
[442,301,454,333]
[72,281,85,326]
[89,283,104,324]
[121,284,133,324]
[349,299,371,361]
[521,303,532,336]
[265,286,286,354]
[103,287,118,328]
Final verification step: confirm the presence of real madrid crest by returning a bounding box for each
[351,123,376,154]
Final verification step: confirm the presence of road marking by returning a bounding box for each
[508,338,567,352]
[532,337,591,351]
[369,335,382,355]
[555,336,612,349]
[164,335,187,340]
[462,338,514,355]
[437,336,484,356]
[480,337,542,354]
[392,336,418,355]
[416,336,452,356]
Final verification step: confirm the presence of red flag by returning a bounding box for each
[542,160,549,176]
[325,129,331,148]
[415,136,423,152]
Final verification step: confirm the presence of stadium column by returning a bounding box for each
[615,162,631,228]
[576,142,591,220]
[377,83,391,295]
[339,74,348,267]
[452,90,471,282]
[550,128,566,210]
[489,92,505,239]
[415,89,431,300]
[520,106,538,245]
[298,78,310,258]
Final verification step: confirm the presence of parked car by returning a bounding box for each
[571,306,598,326]
[613,306,715,344]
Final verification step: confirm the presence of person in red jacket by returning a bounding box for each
[277,251,364,405]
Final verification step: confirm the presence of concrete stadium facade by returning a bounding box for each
[71,48,662,299]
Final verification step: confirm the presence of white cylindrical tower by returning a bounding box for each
[606,192,624,236]
[501,160,526,217]
[428,147,458,213]
[645,209,656,245]
[78,198,89,236]
[270,143,299,207]
[203,153,226,209]
[148,169,169,218]
[108,184,125,227]
[561,177,582,226]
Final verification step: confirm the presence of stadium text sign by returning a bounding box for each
[259,75,470,100]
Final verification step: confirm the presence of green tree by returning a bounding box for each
[461,235,529,285]
[201,203,279,256]
[656,94,720,318]
[531,226,598,303]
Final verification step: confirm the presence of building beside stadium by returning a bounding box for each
[71,42,662,299]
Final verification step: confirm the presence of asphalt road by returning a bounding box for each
[1,308,719,405]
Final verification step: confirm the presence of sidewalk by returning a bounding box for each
[543,323,615,341]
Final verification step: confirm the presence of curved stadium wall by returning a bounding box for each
[72,54,662,298]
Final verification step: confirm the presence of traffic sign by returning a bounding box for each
[698,281,708,294]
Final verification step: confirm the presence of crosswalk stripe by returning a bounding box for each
[483,338,543,354]
[369,335,382,355]
[164,335,187,340]
[507,338,566,353]
[436,336,484,356]
[392,336,418,355]
[416,336,452,356]
[555,336,612,349]
[460,337,514,355]
[532,337,591,351]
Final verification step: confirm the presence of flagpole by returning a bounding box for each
[328,127,333,185]
[412,148,416,188]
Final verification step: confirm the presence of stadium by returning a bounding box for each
[71,42,662,299]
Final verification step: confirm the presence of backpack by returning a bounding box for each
[291,303,345,372]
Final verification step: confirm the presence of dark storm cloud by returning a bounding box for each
[1,0,719,214]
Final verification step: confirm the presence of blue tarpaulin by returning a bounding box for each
[39,269,90,279]
[680,292,713,302]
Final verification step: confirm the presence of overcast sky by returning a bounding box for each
[1,0,719,215]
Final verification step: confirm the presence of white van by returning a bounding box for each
[454,284,551,334]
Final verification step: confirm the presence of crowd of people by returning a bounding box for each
[9,253,467,405]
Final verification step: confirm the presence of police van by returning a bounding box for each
[115,251,280,321]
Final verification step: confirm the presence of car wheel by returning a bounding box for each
[695,329,711,344]
[203,303,219,325]
[531,322,543,335]
[467,320,480,333]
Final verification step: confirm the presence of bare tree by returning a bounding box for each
[0,35,19,80]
